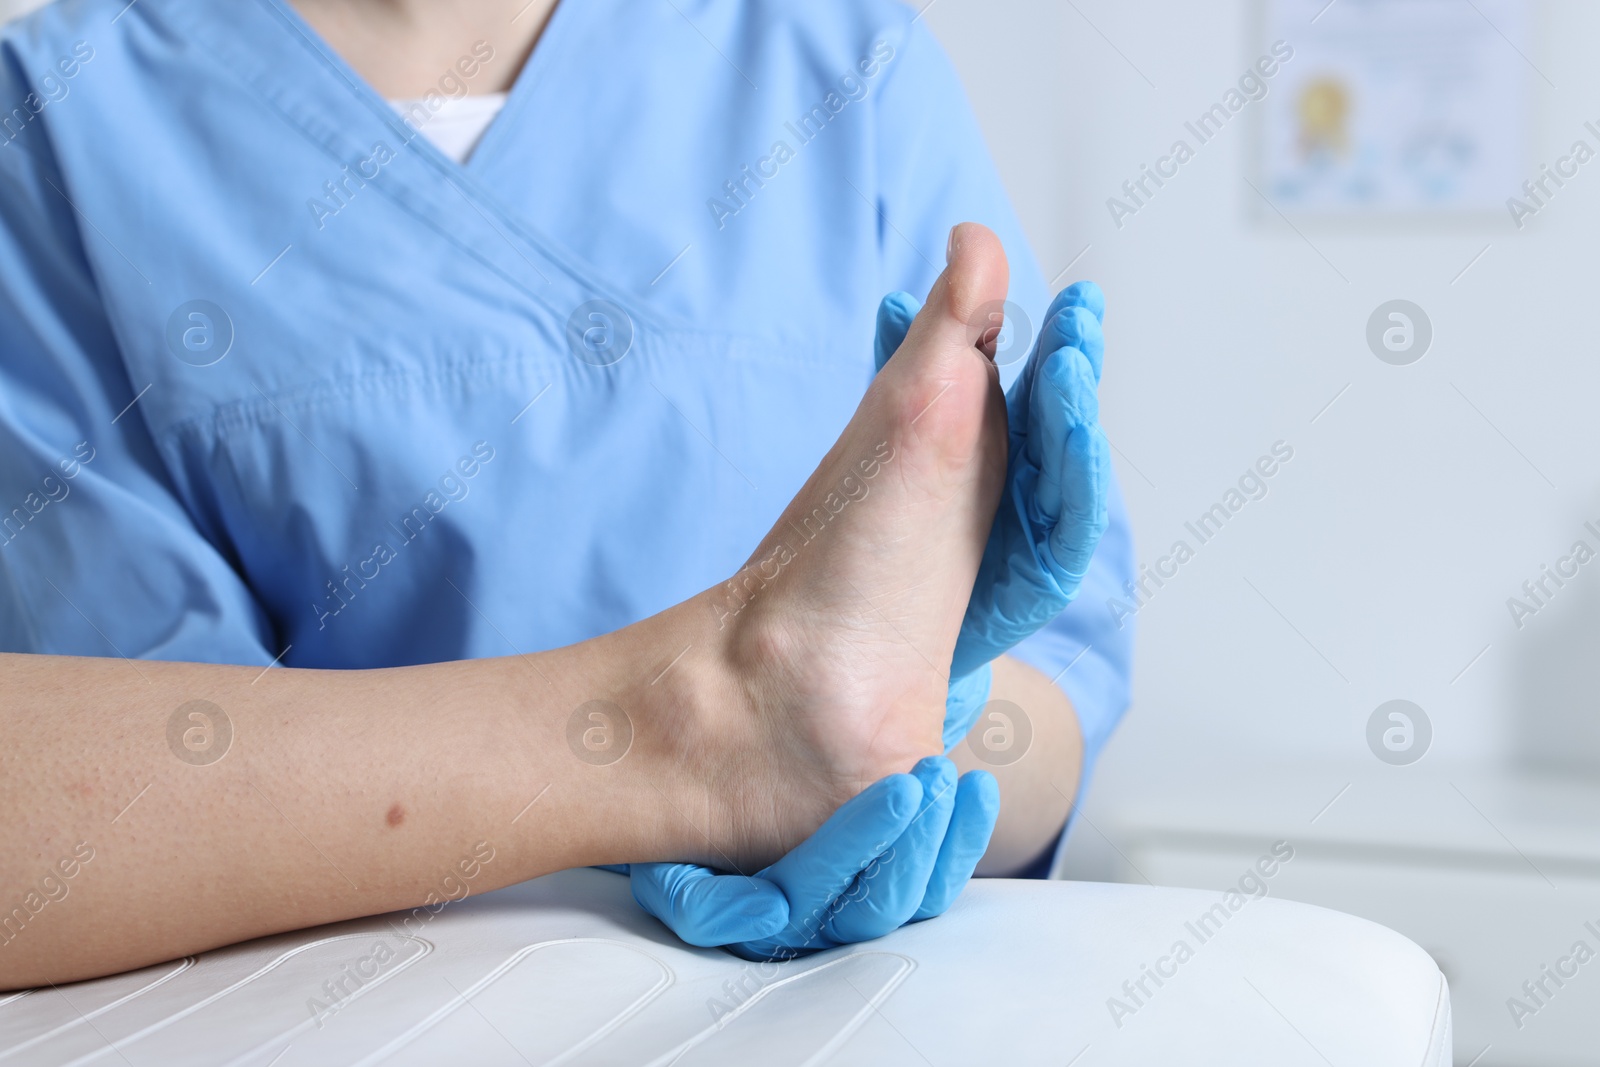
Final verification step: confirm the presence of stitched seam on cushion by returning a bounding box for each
[1420,972,1451,1067]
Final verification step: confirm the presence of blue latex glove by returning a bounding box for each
[624,756,998,960]
[875,284,1110,748]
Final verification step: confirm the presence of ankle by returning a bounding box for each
[647,586,868,872]
[596,597,780,870]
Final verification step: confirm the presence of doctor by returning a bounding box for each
[0,0,1132,984]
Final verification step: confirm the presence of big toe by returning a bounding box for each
[877,222,1010,468]
[905,222,1011,369]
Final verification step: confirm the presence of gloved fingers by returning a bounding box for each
[873,291,922,372]
[1026,304,1101,450]
[1012,285,1104,408]
[628,863,789,947]
[912,770,1002,921]
[941,664,992,753]
[1047,418,1110,582]
[593,864,631,875]
[823,757,958,944]
[1038,299,1104,383]
[754,772,922,947]
[727,773,922,961]
[1008,301,1104,457]
[1050,280,1106,327]
[1024,343,1101,527]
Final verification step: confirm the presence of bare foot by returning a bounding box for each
[672,223,1012,870]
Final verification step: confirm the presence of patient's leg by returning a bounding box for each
[0,224,1010,986]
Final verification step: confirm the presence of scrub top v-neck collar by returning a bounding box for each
[165,0,663,333]
[253,0,576,181]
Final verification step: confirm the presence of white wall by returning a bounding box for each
[0,0,41,26]
[5,0,1592,781]
[930,11,1600,1057]
[928,0,1600,783]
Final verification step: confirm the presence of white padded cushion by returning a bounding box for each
[0,871,1450,1065]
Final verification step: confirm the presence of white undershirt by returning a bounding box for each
[390,92,508,163]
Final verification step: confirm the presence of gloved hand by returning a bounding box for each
[874,283,1110,750]
[622,756,998,961]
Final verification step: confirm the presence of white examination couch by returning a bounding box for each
[2,870,1450,1065]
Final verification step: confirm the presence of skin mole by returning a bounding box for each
[386,802,405,829]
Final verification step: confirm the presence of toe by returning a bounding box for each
[876,223,1010,462]
[913,222,1011,363]
[937,222,1011,340]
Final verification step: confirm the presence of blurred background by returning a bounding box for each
[2,0,1593,1061]
[920,1,1600,1064]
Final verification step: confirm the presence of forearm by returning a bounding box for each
[952,654,1082,876]
[0,598,730,989]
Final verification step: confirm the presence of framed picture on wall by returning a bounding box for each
[1258,0,1532,217]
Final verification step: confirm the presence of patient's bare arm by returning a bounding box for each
[0,608,740,988]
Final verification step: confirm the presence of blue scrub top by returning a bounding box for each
[0,0,1133,802]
